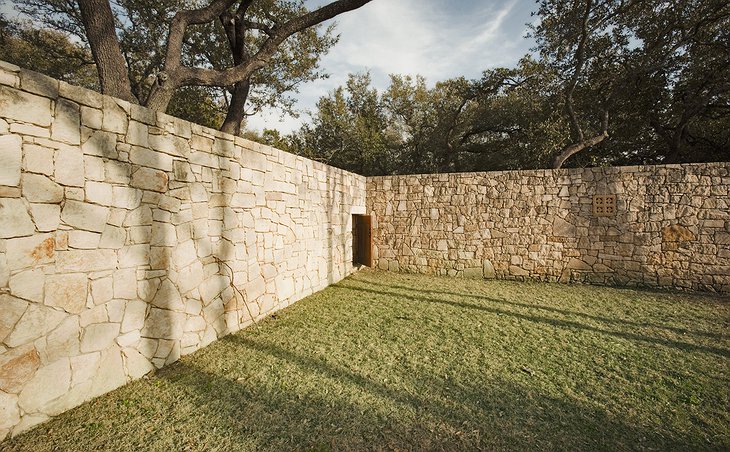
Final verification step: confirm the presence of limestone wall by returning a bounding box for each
[0,62,365,438]
[367,164,730,293]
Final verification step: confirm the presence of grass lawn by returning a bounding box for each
[4,270,729,451]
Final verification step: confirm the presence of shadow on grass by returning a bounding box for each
[146,334,706,451]
[335,280,730,359]
[355,278,730,341]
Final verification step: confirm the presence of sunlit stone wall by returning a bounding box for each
[0,62,365,438]
[368,164,730,293]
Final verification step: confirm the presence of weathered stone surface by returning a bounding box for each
[85,181,113,206]
[113,268,137,300]
[662,224,695,242]
[80,323,120,353]
[0,295,28,345]
[0,85,52,126]
[81,130,117,158]
[0,348,40,393]
[141,308,185,340]
[129,146,173,171]
[151,279,185,311]
[89,347,126,398]
[51,98,81,145]
[68,230,101,249]
[5,234,55,270]
[0,199,35,239]
[151,221,176,246]
[121,300,147,333]
[23,144,54,176]
[56,249,116,273]
[18,358,71,413]
[122,348,154,379]
[9,268,45,303]
[0,391,20,432]
[130,167,169,192]
[61,200,109,232]
[70,352,101,386]
[112,186,142,210]
[22,174,64,203]
[4,304,66,348]
[0,135,22,186]
[44,273,88,314]
[55,146,85,187]
[28,203,61,232]
[45,316,81,361]
[102,97,128,134]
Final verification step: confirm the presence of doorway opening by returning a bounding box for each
[353,214,372,267]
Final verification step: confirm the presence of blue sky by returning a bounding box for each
[248,0,539,133]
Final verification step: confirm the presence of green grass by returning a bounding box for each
[5,270,729,451]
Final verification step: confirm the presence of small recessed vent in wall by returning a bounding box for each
[592,195,616,216]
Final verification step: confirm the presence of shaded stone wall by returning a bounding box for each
[0,62,365,438]
[367,164,730,293]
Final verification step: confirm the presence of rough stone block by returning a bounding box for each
[61,200,109,232]
[0,135,22,186]
[28,204,60,232]
[130,166,169,192]
[22,173,64,203]
[113,268,137,300]
[22,144,54,176]
[44,273,88,314]
[4,304,66,348]
[9,268,45,303]
[129,146,173,171]
[89,347,125,398]
[122,348,154,379]
[85,181,113,206]
[81,130,117,158]
[45,316,81,361]
[102,97,128,134]
[141,308,185,340]
[118,244,150,268]
[0,348,40,394]
[18,358,71,414]
[0,85,52,126]
[80,323,120,353]
[51,98,81,145]
[55,145,85,187]
[56,249,117,273]
[5,234,55,270]
[68,230,101,249]
[0,199,35,239]
[0,295,28,345]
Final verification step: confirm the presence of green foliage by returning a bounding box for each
[0,15,97,89]
[11,0,339,130]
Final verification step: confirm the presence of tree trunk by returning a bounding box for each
[78,0,136,103]
[220,80,251,135]
[551,131,608,169]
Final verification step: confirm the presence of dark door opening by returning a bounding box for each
[353,214,372,267]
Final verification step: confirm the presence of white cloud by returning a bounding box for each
[249,0,536,134]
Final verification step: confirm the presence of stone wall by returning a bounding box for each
[367,164,730,293]
[0,62,365,438]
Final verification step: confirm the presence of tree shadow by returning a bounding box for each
[142,334,707,451]
[354,278,730,341]
[334,280,730,359]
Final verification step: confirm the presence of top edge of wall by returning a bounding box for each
[366,161,730,180]
[0,59,366,181]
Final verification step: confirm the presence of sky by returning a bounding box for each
[247,0,539,134]
[0,0,539,134]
